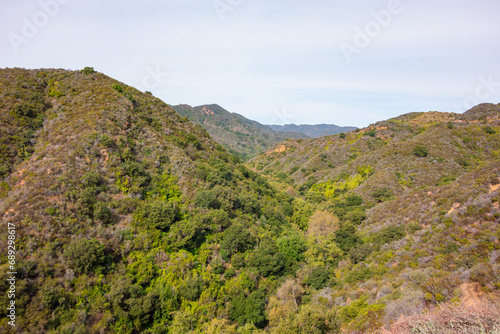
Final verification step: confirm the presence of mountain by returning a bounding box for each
[1,67,499,334]
[172,104,308,160]
[266,123,357,138]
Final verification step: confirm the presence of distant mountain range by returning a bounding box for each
[172,104,355,159]
[265,123,357,138]
[172,104,308,160]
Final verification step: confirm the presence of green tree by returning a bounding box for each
[64,238,106,275]
[221,224,256,259]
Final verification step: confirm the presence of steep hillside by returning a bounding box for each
[172,104,308,160]
[0,68,303,333]
[266,123,357,138]
[249,104,500,332]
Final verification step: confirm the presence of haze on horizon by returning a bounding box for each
[1,0,499,127]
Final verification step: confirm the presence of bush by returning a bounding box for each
[340,132,346,139]
[366,129,376,137]
[308,266,330,289]
[81,67,95,75]
[374,226,405,245]
[413,145,429,157]
[372,188,394,203]
[93,202,113,224]
[483,126,496,135]
[136,200,180,231]
[194,190,219,209]
[349,244,372,264]
[64,239,106,275]
[221,224,256,258]
[112,84,124,93]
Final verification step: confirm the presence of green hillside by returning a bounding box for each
[172,104,308,160]
[0,68,499,334]
[248,105,500,332]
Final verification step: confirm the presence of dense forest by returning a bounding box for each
[0,68,499,333]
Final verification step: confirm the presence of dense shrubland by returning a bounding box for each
[0,68,499,333]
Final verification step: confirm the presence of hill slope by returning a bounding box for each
[248,104,500,332]
[0,68,303,333]
[172,104,308,160]
[266,123,357,138]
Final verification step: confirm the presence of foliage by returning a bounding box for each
[63,238,106,275]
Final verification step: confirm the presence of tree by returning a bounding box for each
[135,200,180,231]
[221,224,256,259]
[64,238,106,275]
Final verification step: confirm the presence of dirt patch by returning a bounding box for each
[447,203,460,215]
[489,183,500,193]
[460,283,486,308]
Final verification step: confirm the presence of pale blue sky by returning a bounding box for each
[1,0,499,127]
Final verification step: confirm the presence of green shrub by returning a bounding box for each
[349,244,372,264]
[194,190,220,209]
[221,224,256,259]
[81,67,95,75]
[483,126,496,135]
[93,202,113,224]
[374,226,405,245]
[366,129,376,137]
[308,266,330,289]
[340,132,346,139]
[413,145,429,157]
[136,200,180,231]
[64,239,106,275]
[112,84,124,93]
[372,188,393,203]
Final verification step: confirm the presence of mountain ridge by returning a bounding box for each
[172,103,308,160]
[265,123,357,138]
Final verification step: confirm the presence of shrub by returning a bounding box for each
[64,239,106,275]
[136,200,180,231]
[93,202,113,224]
[366,129,376,137]
[349,244,372,264]
[308,266,330,289]
[372,188,394,203]
[194,190,219,209]
[413,145,429,157]
[229,288,267,328]
[81,67,95,74]
[483,126,496,135]
[340,132,346,139]
[221,224,256,258]
[373,226,405,245]
[112,84,124,93]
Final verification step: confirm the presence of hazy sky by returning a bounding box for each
[1,0,500,127]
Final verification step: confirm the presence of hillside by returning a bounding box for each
[249,104,500,332]
[266,123,357,138]
[0,68,306,333]
[0,67,499,334]
[172,104,308,160]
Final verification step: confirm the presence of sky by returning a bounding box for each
[1,0,500,127]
